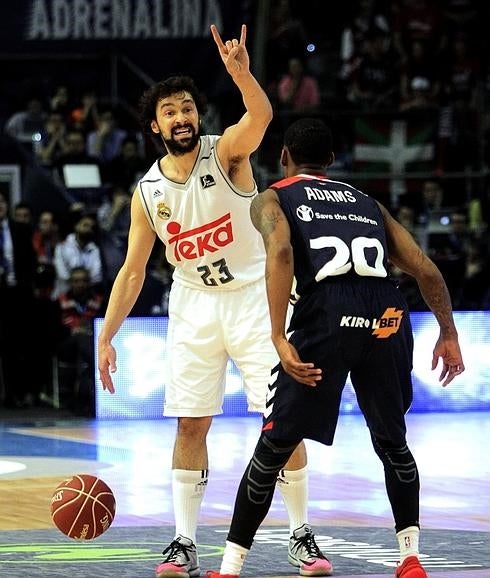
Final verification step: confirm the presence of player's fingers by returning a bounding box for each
[210,24,224,49]
[440,363,463,387]
[239,23,246,44]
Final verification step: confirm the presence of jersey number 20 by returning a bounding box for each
[311,236,388,280]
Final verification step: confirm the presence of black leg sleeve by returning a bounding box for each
[227,433,299,549]
[370,432,420,533]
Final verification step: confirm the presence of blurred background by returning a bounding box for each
[1,0,489,416]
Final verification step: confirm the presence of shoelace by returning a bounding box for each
[293,532,325,560]
[161,539,194,563]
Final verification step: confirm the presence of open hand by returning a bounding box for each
[98,342,117,393]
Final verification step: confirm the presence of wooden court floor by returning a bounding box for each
[0,409,489,577]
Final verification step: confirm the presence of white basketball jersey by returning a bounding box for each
[138,135,266,291]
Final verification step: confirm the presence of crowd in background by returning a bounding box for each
[1,0,489,414]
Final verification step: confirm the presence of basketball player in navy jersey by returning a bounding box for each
[97,25,331,578]
[207,118,465,578]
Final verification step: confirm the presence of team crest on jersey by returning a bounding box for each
[200,174,216,188]
[157,202,171,220]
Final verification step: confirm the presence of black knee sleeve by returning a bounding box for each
[227,433,299,549]
[371,432,420,532]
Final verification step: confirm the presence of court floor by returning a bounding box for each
[0,410,489,577]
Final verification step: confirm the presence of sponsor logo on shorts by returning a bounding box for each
[166,213,233,261]
[340,307,403,339]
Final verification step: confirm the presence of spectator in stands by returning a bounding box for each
[13,202,33,226]
[399,76,439,113]
[458,235,490,309]
[427,210,470,304]
[277,57,321,116]
[0,190,37,408]
[97,185,131,283]
[396,204,417,235]
[31,262,64,407]
[347,30,399,110]
[56,265,105,415]
[338,0,392,96]
[69,90,100,135]
[51,129,102,194]
[87,108,127,164]
[103,135,148,190]
[53,213,103,297]
[439,35,481,171]
[399,178,449,227]
[399,39,441,108]
[4,97,46,146]
[48,84,72,120]
[32,210,61,266]
[53,129,96,167]
[265,0,308,86]
[393,0,446,65]
[33,111,67,167]
[441,0,483,48]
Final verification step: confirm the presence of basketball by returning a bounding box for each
[50,474,116,539]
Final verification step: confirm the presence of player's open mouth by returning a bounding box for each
[173,127,192,138]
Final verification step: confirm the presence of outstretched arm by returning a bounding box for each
[379,202,465,386]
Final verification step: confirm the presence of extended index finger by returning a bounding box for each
[210,24,224,50]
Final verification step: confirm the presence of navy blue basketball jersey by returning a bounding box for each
[271,174,390,298]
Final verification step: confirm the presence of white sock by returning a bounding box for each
[220,540,249,575]
[276,466,308,534]
[172,469,208,544]
[396,526,420,562]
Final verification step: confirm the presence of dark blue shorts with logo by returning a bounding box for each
[263,276,414,446]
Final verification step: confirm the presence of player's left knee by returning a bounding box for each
[371,433,419,484]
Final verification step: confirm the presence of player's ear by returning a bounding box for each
[280,147,288,167]
[150,120,159,134]
[327,152,335,167]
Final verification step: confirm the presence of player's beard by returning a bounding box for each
[161,124,200,156]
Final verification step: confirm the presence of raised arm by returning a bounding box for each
[211,24,272,162]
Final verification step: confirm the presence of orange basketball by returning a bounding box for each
[50,473,116,539]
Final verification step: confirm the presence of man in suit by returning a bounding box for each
[0,190,38,407]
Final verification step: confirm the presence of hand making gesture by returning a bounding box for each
[210,23,250,79]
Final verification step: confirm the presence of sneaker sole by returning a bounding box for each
[156,567,200,578]
[288,555,333,577]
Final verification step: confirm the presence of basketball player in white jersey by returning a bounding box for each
[97,24,332,578]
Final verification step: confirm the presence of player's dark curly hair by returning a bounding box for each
[138,75,208,134]
[284,118,333,166]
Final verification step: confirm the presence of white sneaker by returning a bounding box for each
[288,524,333,576]
[155,535,200,578]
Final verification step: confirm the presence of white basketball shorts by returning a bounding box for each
[163,278,278,417]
